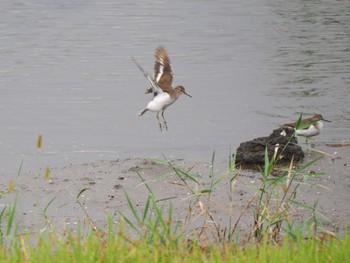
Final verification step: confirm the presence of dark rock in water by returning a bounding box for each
[235,127,304,168]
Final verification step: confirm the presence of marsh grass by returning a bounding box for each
[118,145,330,248]
[0,160,23,245]
[0,223,349,262]
[0,133,347,261]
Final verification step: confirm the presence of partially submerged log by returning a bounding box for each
[236,127,304,169]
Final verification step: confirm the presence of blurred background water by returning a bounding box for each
[0,0,349,174]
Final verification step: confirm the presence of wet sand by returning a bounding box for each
[2,144,348,237]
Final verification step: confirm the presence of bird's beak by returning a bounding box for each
[322,118,331,122]
[183,91,192,98]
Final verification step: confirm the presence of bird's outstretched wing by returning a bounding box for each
[132,56,163,95]
[153,46,174,93]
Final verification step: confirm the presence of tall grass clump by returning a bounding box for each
[119,145,329,247]
[250,147,325,242]
[118,172,183,247]
[0,159,24,245]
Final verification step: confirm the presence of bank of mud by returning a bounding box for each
[2,145,349,237]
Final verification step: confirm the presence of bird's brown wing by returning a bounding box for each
[282,121,297,128]
[283,117,315,129]
[153,46,174,93]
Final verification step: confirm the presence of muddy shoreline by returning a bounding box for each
[2,144,349,237]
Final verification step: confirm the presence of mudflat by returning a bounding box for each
[3,145,349,236]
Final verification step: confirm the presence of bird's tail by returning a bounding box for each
[138,109,148,116]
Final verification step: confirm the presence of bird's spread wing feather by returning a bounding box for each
[154,47,173,93]
[132,56,163,94]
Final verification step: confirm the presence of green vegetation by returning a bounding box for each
[0,228,348,262]
[0,135,349,261]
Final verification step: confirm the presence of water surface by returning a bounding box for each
[1,0,349,174]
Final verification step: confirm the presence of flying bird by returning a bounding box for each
[132,47,191,132]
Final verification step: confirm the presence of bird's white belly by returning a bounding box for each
[295,124,320,137]
[147,93,174,112]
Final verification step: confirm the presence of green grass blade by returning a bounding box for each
[263,147,272,179]
[16,160,24,179]
[150,196,166,229]
[118,212,140,233]
[137,171,155,198]
[123,190,140,223]
[6,198,17,236]
[289,199,316,210]
[229,150,237,176]
[296,155,324,173]
[145,157,171,165]
[295,113,303,129]
[43,196,56,214]
[172,166,199,184]
[76,188,90,200]
[142,195,151,222]
[210,151,215,178]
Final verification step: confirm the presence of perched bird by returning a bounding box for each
[132,47,191,131]
[282,114,331,138]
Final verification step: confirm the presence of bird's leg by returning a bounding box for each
[156,112,163,132]
[161,110,168,131]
